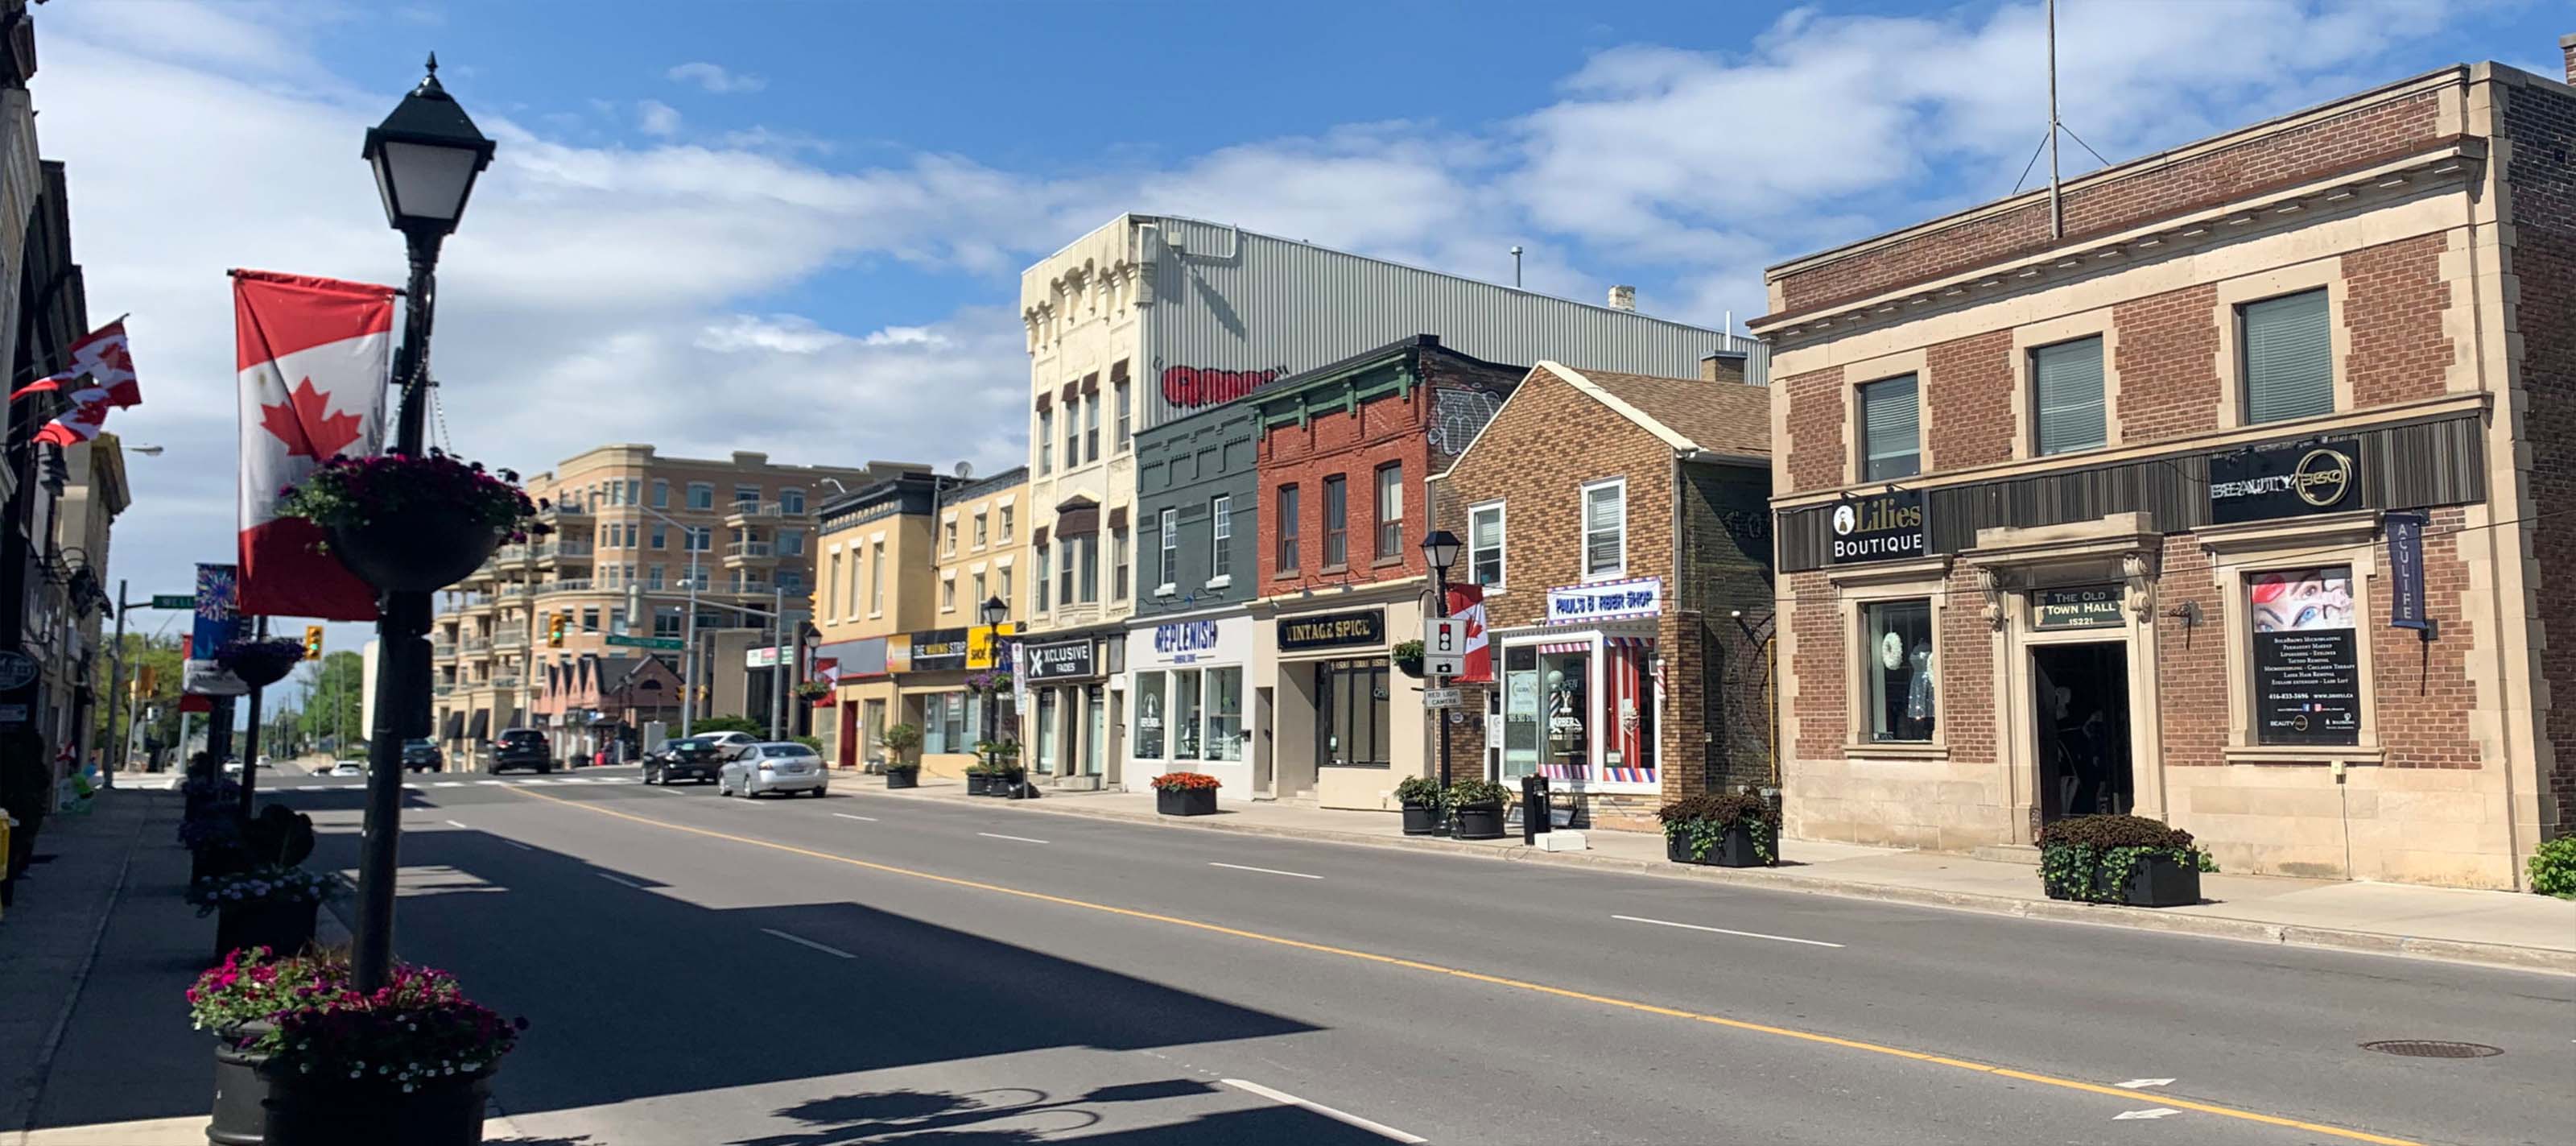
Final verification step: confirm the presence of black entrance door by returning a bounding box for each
[2030,643,2132,823]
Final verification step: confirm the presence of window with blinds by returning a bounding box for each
[1583,479,1624,578]
[2032,337,2106,456]
[1468,503,1505,589]
[2241,290,2334,424]
[1860,374,1921,480]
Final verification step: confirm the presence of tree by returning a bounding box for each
[290,652,365,752]
[95,633,186,764]
[691,714,764,736]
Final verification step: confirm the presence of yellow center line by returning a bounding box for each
[503,785,2423,1146]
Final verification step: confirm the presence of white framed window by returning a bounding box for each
[2031,337,2106,456]
[1210,494,1232,582]
[973,512,989,548]
[1063,395,1082,469]
[1038,408,1055,474]
[687,482,714,511]
[2240,289,2334,424]
[1468,501,1505,590]
[1581,478,1625,580]
[651,480,670,509]
[780,489,805,515]
[1862,599,1935,743]
[1114,377,1132,450]
[941,574,957,612]
[999,505,1015,541]
[868,542,885,615]
[1373,462,1402,561]
[1034,543,1052,611]
[1859,374,1921,480]
[1158,507,1179,594]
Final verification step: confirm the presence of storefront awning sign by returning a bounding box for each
[907,628,969,672]
[1545,577,1662,625]
[1276,609,1385,652]
[2209,438,2360,524]
[1026,638,1096,681]
[1827,490,1927,565]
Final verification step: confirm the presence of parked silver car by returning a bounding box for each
[718,743,828,799]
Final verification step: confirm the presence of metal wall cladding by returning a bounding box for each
[1134,217,1763,432]
[1775,413,2487,572]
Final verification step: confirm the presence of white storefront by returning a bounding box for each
[1492,577,1666,795]
[1123,610,1254,801]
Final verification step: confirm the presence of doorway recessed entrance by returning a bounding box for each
[2029,642,2132,824]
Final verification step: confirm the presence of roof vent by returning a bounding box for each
[1607,285,1637,312]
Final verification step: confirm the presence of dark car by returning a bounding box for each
[482,728,552,775]
[401,738,444,773]
[645,738,725,786]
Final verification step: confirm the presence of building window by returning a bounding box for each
[687,482,714,511]
[1156,507,1179,591]
[1038,409,1055,474]
[1111,527,1129,600]
[973,512,988,548]
[1277,486,1300,573]
[581,607,601,632]
[1204,666,1242,761]
[650,524,667,550]
[648,565,666,591]
[1063,395,1082,468]
[942,576,957,612]
[651,480,670,509]
[1173,670,1203,759]
[1133,672,1166,759]
[869,542,886,614]
[1862,600,1934,743]
[734,484,761,507]
[778,570,803,594]
[1211,495,1232,580]
[1035,543,1052,611]
[1316,658,1390,767]
[1860,374,1921,481]
[998,565,1013,609]
[1582,478,1625,579]
[2241,289,2333,424]
[971,571,987,610]
[999,505,1015,541]
[1083,389,1100,462]
[2248,565,2359,746]
[778,528,803,557]
[1077,533,1098,603]
[1323,475,1348,568]
[943,519,958,555]
[1373,463,1402,561]
[1115,377,1132,450]
[1468,502,1505,589]
[684,527,711,552]
[781,489,806,515]
[625,478,642,506]
[2032,336,2106,456]
[1058,537,1075,607]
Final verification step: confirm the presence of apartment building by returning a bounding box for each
[1752,51,2573,888]
[1018,213,1750,788]
[431,445,919,761]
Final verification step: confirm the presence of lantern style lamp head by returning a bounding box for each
[362,54,496,242]
[981,596,1009,627]
[1420,529,1463,576]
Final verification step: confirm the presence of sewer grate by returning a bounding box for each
[2359,1040,2503,1059]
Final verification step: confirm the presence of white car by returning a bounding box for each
[328,761,365,777]
[698,730,761,760]
[718,743,828,799]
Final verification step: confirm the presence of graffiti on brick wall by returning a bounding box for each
[1159,363,1281,409]
[1429,387,1505,456]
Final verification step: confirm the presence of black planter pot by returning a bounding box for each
[1453,801,1506,840]
[1400,803,1442,836]
[885,769,920,789]
[966,773,993,796]
[2041,850,2205,908]
[1665,833,1694,864]
[192,844,250,886]
[261,1065,493,1146]
[1710,823,1776,868]
[324,514,505,594]
[990,771,1026,796]
[214,897,320,963]
[208,1024,273,1146]
[1157,787,1218,817]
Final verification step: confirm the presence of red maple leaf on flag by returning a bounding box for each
[259,377,364,459]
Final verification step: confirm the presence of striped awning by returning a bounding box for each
[1605,636,1656,650]
[1536,642,1587,655]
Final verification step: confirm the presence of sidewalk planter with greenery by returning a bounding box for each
[1446,780,1511,840]
[964,762,994,796]
[277,452,543,594]
[880,723,923,787]
[1151,772,1220,817]
[1394,776,1444,836]
[2037,813,2215,908]
[1657,792,1780,867]
[2529,835,2576,900]
[192,948,526,1146]
[192,865,340,962]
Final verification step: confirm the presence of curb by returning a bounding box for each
[891,788,2576,977]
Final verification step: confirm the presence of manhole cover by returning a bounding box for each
[2359,1040,2503,1059]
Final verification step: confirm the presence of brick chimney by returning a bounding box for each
[1700,350,1748,385]
[2563,32,2574,85]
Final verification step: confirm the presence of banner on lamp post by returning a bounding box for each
[183,564,249,696]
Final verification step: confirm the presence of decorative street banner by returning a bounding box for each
[2031,584,2124,631]
[2248,566,2359,745]
[233,270,398,621]
[1276,609,1385,653]
[1545,576,1663,625]
[1445,583,1492,683]
[2384,511,2430,631]
[2209,438,2360,525]
[183,564,249,696]
[1827,488,1928,565]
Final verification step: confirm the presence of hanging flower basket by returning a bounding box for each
[964,669,1014,695]
[215,638,308,690]
[276,452,543,594]
[792,681,831,701]
[1392,640,1426,679]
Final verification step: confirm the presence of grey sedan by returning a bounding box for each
[718,743,829,799]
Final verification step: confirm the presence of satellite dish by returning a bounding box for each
[953,461,973,479]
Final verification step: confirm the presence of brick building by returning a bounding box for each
[1432,356,1773,830]
[1752,52,2573,888]
[1249,337,1520,809]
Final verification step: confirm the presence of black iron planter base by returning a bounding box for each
[1157,788,1218,817]
[1400,803,1441,836]
[885,770,919,789]
[2044,852,2203,908]
[1453,802,1506,840]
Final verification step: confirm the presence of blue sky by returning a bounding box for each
[26,0,2564,650]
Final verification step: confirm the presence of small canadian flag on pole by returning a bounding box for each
[10,319,143,446]
[233,269,399,621]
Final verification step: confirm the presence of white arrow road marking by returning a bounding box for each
[2116,1078,2177,1090]
[1209,862,1323,880]
[1220,1079,1425,1144]
[2114,1109,2182,1120]
[761,928,856,959]
[1612,914,1846,949]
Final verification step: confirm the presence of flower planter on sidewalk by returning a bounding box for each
[1157,788,1217,817]
[261,1068,493,1146]
[965,773,993,796]
[1452,801,1506,840]
[2044,851,2203,908]
[885,769,919,789]
[213,898,319,964]
[2036,814,2213,908]
[1400,803,1442,836]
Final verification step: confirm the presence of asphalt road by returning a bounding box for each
[277,767,2574,1146]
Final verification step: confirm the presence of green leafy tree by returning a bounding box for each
[290,652,365,753]
[95,634,187,763]
[690,714,766,736]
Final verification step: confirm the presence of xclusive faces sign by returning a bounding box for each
[1827,490,1928,565]
[2210,440,2360,525]
[1025,638,1098,681]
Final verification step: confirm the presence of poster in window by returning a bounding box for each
[2249,568,2360,745]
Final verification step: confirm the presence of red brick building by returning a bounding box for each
[1752,51,2574,888]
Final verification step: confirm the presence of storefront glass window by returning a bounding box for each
[1501,644,1540,780]
[923,694,949,755]
[1133,672,1166,759]
[1317,659,1390,767]
[1174,670,1203,759]
[1600,643,1657,785]
[1035,689,1058,772]
[1864,600,1936,742]
[1084,685,1104,776]
[1205,668,1244,762]
[1539,646,1591,781]
[2248,565,2359,745]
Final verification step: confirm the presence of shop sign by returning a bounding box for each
[2384,511,2429,631]
[1277,609,1385,652]
[2031,585,2124,631]
[0,651,35,691]
[1545,577,1662,625]
[2249,568,2361,746]
[1132,614,1250,668]
[1827,490,1927,565]
[2209,439,2360,524]
[967,623,1018,669]
[907,627,969,672]
[1026,638,1097,681]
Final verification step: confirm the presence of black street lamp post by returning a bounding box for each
[1420,530,1463,792]
[978,596,1006,755]
[352,55,494,992]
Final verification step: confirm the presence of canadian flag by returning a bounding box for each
[1446,583,1492,683]
[811,656,840,707]
[234,270,398,621]
[14,321,144,446]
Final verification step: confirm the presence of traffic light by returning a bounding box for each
[547,614,568,647]
[134,664,158,697]
[303,625,325,660]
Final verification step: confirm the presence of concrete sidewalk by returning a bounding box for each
[880,779,2576,974]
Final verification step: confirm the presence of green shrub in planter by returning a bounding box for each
[2037,814,2216,906]
[2529,835,2576,899]
[1657,792,1780,867]
[1445,780,1512,840]
[1391,640,1426,679]
[1393,776,1444,835]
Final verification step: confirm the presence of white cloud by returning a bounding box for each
[666,61,766,94]
[636,98,682,137]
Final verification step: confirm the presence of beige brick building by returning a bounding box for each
[1753,52,2574,889]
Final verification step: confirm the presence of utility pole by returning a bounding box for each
[768,582,785,740]
[2046,0,2063,239]
[236,617,269,817]
[101,579,130,785]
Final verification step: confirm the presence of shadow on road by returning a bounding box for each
[733,1080,1406,1145]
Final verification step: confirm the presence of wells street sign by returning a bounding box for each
[605,635,684,652]
[150,594,195,609]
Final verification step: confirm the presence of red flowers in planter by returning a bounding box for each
[1149,772,1220,792]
